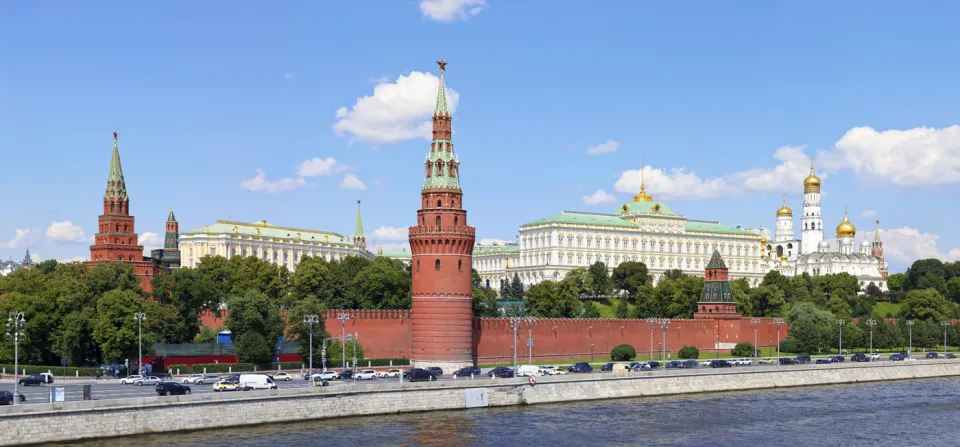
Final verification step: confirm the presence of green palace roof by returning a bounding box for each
[684,220,757,236]
[521,211,638,228]
[617,201,678,216]
[184,220,354,246]
[474,244,521,255]
[379,249,412,259]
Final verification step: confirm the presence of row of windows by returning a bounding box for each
[522,236,761,257]
[515,252,761,272]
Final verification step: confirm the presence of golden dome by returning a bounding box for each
[776,199,792,217]
[836,207,856,237]
[780,254,788,261]
[760,236,767,245]
[803,158,821,193]
[633,184,653,202]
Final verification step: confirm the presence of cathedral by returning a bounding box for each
[761,160,889,291]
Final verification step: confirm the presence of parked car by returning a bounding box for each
[665,361,683,369]
[831,355,845,363]
[213,380,240,392]
[758,358,775,365]
[134,376,162,386]
[316,371,338,381]
[647,361,661,369]
[926,352,940,359]
[544,366,567,375]
[273,372,294,381]
[851,353,869,362]
[119,375,144,385]
[795,355,812,364]
[404,368,436,382]
[868,353,881,361]
[425,367,444,377]
[453,366,481,378]
[889,353,905,361]
[778,357,798,365]
[600,362,615,371]
[354,369,377,380]
[709,360,733,368]
[17,373,54,386]
[238,374,277,391]
[0,391,25,405]
[681,360,699,369]
[517,365,542,377]
[815,358,832,364]
[380,369,402,378]
[181,374,205,384]
[336,370,354,380]
[568,362,593,373]
[487,367,515,378]
[312,376,329,387]
[630,363,652,372]
[946,353,957,359]
[192,375,220,385]
[732,358,753,366]
[156,382,191,396]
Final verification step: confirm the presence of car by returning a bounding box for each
[213,380,240,392]
[549,366,567,375]
[312,376,329,387]
[487,367,515,378]
[815,358,832,364]
[868,353,881,361]
[568,362,593,373]
[946,353,957,359]
[600,362,615,371]
[630,363,651,372]
[795,355,812,364]
[381,369,402,378]
[192,375,220,385]
[778,357,798,365]
[709,360,732,368]
[758,358,775,365]
[273,372,294,381]
[889,354,905,361]
[926,352,940,359]
[831,355,845,363]
[119,375,144,385]
[155,382,191,396]
[646,361,661,369]
[238,374,277,391]
[354,369,377,380]
[733,358,753,366]
[517,365,542,377]
[851,353,869,362]
[181,374,205,384]
[0,391,25,405]
[453,366,481,378]
[336,370,354,380]
[425,367,444,377]
[404,368,436,382]
[665,361,682,369]
[681,360,699,369]
[316,371,338,381]
[17,373,54,386]
[134,376,162,386]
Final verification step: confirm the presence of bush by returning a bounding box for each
[168,364,189,374]
[678,346,700,359]
[779,338,799,354]
[731,342,756,357]
[0,364,103,377]
[610,344,636,361]
[191,363,257,374]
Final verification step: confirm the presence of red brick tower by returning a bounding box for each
[88,131,160,292]
[408,59,476,370]
[693,250,740,319]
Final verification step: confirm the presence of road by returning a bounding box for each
[0,357,943,406]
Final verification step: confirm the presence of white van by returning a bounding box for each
[238,374,277,391]
[517,365,541,377]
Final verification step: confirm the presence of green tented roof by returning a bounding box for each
[474,244,521,255]
[701,280,734,303]
[104,139,128,201]
[684,220,756,236]
[706,250,727,269]
[183,220,354,246]
[354,201,364,238]
[617,201,677,216]
[167,208,177,222]
[521,211,638,229]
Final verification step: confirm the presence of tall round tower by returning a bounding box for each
[800,158,824,255]
[408,59,476,370]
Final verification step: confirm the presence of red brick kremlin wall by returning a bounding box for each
[201,310,787,362]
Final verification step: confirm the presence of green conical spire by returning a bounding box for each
[354,200,364,238]
[104,130,128,202]
[706,249,727,269]
[873,220,882,243]
[434,58,449,115]
[167,208,177,222]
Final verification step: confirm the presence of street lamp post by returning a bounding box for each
[321,336,340,372]
[646,318,657,360]
[865,319,877,355]
[836,319,844,356]
[942,321,950,358]
[751,318,761,358]
[133,312,147,374]
[345,333,358,369]
[509,318,521,370]
[337,313,351,370]
[524,317,535,365]
[773,318,784,361]
[906,320,915,357]
[660,319,671,361]
[6,312,25,406]
[303,314,319,377]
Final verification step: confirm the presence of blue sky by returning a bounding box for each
[2,0,960,272]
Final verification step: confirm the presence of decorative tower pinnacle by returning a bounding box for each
[103,130,130,215]
[164,208,180,250]
[409,59,476,370]
[633,153,653,202]
[21,247,32,266]
[353,200,366,250]
[872,220,887,278]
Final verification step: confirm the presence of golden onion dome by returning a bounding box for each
[803,159,821,193]
[780,254,788,261]
[836,208,856,238]
[633,183,653,202]
[760,236,767,245]
[776,200,792,217]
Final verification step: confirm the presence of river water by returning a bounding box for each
[62,378,960,447]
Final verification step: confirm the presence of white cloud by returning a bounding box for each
[284,72,296,80]
[861,209,877,218]
[477,238,511,246]
[582,189,617,206]
[585,140,620,155]
[728,146,821,194]
[46,221,87,243]
[241,169,306,194]
[296,157,341,177]
[371,226,407,240]
[877,227,960,266]
[375,242,411,254]
[420,0,487,22]
[140,232,161,246]
[56,255,88,263]
[825,125,960,186]
[1,228,41,249]
[614,166,730,200]
[28,252,40,262]
[333,71,459,144]
[339,173,367,190]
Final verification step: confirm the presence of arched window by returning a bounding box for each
[416,260,420,272]
[452,200,456,207]
[435,259,441,271]
[454,216,458,226]
[437,199,442,207]
[436,216,441,228]
[458,260,462,271]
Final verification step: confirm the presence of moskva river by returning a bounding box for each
[63,378,960,447]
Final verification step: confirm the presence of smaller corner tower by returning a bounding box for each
[20,248,32,267]
[353,200,366,250]
[872,220,887,278]
[694,250,740,319]
[164,208,179,251]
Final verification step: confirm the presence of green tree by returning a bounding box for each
[587,261,612,298]
[761,270,789,293]
[787,302,835,354]
[731,342,755,357]
[284,297,329,366]
[817,273,860,302]
[499,279,510,298]
[92,290,154,363]
[510,274,524,299]
[678,346,700,359]
[611,261,649,303]
[524,280,580,318]
[323,338,364,364]
[348,257,412,310]
[580,301,601,318]
[290,256,336,307]
[84,262,143,297]
[946,277,960,304]
[193,326,218,344]
[887,273,907,292]
[900,289,953,321]
[154,268,223,343]
[472,268,482,288]
[905,259,947,293]
[748,285,786,317]
[826,295,853,320]
[225,290,284,364]
[564,267,592,298]
[225,256,289,302]
[473,286,500,317]
[730,278,754,317]
[615,299,629,318]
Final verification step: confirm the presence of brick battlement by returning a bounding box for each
[325,310,411,320]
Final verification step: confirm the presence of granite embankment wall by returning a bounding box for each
[1,361,957,446]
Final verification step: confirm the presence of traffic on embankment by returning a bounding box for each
[0,357,958,446]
